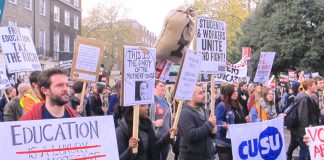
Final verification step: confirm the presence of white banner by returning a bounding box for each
[254,52,276,83]
[0,65,11,90]
[0,116,119,160]
[197,17,226,74]
[229,118,286,160]
[123,46,156,106]
[0,27,42,73]
[216,56,248,83]
[305,126,324,160]
[175,50,202,100]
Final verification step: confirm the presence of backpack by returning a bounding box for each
[284,96,310,129]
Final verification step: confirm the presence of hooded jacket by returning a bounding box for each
[19,101,77,120]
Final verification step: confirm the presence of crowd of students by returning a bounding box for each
[0,67,323,160]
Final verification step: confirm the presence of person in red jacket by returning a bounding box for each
[20,68,77,120]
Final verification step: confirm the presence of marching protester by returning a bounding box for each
[3,83,30,121]
[0,87,16,121]
[20,71,42,113]
[293,79,319,159]
[149,80,172,160]
[109,80,122,127]
[258,88,277,120]
[20,68,78,120]
[116,104,176,160]
[69,81,91,116]
[286,81,301,160]
[238,82,249,116]
[178,84,216,160]
[313,76,324,125]
[88,83,109,116]
[215,84,248,160]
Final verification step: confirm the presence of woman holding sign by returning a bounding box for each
[116,104,176,160]
[215,84,249,160]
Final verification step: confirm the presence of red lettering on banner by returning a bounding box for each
[313,144,324,159]
[308,128,317,142]
[318,128,324,142]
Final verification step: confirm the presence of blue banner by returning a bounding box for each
[0,0,5,23]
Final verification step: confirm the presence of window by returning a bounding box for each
[73,0,79,7]
[26,25,32,36]
[39,29,46,51]
[25,0,32,10]
[54,6,60,22]
[73,15,79,30]
[9,0,17,5]
[64,11,70,26]
[54,32,60,52]
[64,35,70,51]
[39,0,46,16]
[8,19,17,27]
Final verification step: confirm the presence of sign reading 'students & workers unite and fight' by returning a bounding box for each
[229,118,286,160]
[0,27,42,73]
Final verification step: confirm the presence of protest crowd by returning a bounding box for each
[0,2,323,160]
[0,67,323,160]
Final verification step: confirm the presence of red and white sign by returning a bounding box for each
[305,126,324,160]
[242,47,251,59]
[288,70,297,81]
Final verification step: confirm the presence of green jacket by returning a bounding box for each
[4,97,23,121]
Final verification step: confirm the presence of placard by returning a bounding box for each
[216,56,248,83]
[254,52,276,83]
[197,17,226,74]
[155,59,173,82]
[242,47,251,60]
[305,126,324,160]
[0,65,10,90]
[229,118,286,160]
[288,70,297,81]
[122,46,156,106]
[0,116,119,160]
[70,36,104,82]
[175,50,202,100]
[165,64,180,85]
[0,27,42,73]
[59,52,73,74]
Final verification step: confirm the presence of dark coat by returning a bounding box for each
[178,105,215,160]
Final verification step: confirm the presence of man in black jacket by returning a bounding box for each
[295,79,318,160]
[178,84,216,160]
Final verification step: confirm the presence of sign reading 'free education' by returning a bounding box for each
[0,27,42,73]
[229,118,286,160]
[0,116,119,160]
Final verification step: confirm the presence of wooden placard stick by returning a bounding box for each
[132,104,140,154]
[171,100,183,139]
[204,82,208,109]
[79,82,87,111]
[210,75,216,116]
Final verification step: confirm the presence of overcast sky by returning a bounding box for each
[82,0,191,36]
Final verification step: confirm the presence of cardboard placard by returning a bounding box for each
[0,116,119,160]
[174,50,203,100]
[197,17,227,74]
[305,126,324,160]
[155,59,174,82]
[121,46,156,106]
[70,36,104,82]
[254,52,276,83]
[0,27,42,73]
[0,65,11,90]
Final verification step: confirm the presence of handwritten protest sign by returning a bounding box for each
[0,27,42,73]
[122,46,156,106]
[0,65,10,90]
[305,126,324,160]
[197,17,226,74]
[175,50,202,100]
[0,116,119,160]
[254,52,276,83]
[70,36,104,82]
[229,118,286,160]
[156,59,173,82]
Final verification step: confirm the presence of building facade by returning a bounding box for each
[1,0,81,69]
